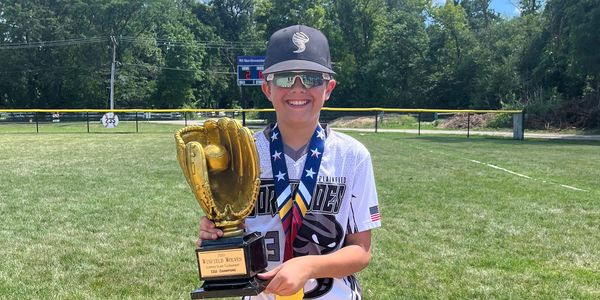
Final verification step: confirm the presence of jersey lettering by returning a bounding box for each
[312,184,345,214]
[249,179,346,217]
[252,181,277,216]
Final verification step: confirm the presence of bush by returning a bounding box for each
[438,113,494,129]
[382,114,417,126]
[486,113,513,128]
[181,102,198,120]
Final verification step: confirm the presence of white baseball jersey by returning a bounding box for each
[244,128,381,300]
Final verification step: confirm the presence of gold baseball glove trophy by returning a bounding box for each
[175,118,267,299]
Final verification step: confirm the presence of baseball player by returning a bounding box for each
[198,25,381,300]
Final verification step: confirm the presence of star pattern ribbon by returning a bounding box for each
[269,123,326,261]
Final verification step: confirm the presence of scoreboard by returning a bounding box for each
[237,56,265,86]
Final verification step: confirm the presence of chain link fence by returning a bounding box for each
[0,108,524,139]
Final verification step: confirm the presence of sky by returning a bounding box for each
[489,0,521,18]
[433,0,521,18]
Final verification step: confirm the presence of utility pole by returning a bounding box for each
[109,36,117,110]
[239,85,246,126]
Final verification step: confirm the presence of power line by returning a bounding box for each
[0,64,110,74]
[0,37,107,50]
[0,72,109,80]
[0,36,255,79]
[120,62,236,74]
[0,36,265,51]
[0,62,234,77]
[118,37,265,50]
[119,36,264,46]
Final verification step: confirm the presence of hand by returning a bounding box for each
[257,256,312,296]
[196,216,246,247]
[196,216,222,247]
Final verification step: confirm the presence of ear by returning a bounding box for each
[323,79,337,102]
[261,81,272,102]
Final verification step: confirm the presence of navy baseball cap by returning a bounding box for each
[263,25,335,75]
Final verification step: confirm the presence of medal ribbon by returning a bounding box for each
[269,123,326,261]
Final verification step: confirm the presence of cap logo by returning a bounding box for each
[292,32,309,53]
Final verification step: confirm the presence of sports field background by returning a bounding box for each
[1,126,599,299]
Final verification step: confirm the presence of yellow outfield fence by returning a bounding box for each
[0,108,524,139]
[0,108,522,113]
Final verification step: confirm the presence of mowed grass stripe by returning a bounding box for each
[0,131,599,299]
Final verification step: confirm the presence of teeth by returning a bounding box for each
[288,100,308,106]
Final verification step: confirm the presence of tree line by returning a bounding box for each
[0,0,598,128]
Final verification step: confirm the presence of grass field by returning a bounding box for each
[0,121,185,134]
[1,127,599,299]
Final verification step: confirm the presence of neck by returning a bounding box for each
[276,120,318,150]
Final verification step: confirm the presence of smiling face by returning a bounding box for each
[261,72,336,128]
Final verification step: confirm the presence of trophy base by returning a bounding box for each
[190,276,268,299]
[191,232,268,299]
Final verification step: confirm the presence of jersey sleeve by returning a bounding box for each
[347,152,381,233]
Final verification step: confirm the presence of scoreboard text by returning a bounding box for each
[237,56,265,86]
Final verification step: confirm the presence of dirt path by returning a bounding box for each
[332,128,600,141]
[150,120,600,141]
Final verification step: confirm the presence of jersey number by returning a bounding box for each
[264,231,280,261]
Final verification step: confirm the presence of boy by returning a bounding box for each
[199,25,381,299]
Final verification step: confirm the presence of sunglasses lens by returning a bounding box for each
[274,74,295,88]
[300,74,324,87]
[272,73,325,88]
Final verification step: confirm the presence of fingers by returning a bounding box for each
[200,216,215,230]
[260,258,311,296]
[258,264,297,296]
[197,216,222,246]
[198,229,221,241]
[263,276,291,296]
[256,264,281,281]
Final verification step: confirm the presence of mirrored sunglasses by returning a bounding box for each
[266,72,331,88]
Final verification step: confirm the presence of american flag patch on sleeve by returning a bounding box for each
[369,205,380,222]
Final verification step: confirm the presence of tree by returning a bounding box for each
[367,0,430,107]
[255,0,328,36]
[426,1,479,108]
[519,0,543,16]
[326,0,386,106]
[0,0,113,108]
[522,0,600,127]
[0,0,598,129]
[460,0,500,35]
[192,0,265,109]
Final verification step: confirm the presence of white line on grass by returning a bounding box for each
[466,159,588,192]
[422,149,588,192]
[469,159,533,179]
